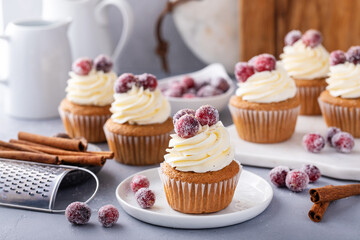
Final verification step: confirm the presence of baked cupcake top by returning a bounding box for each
[164,105,234,173]
[280,29,329,80]
[66,55,116,106]
[326,46,360,98]
[110,73,170,125]
[234,54,296,103]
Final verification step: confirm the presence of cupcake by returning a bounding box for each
[280,29,330,115]
[230,54,300,143]
[104,73,173,165]
[59,55,116,142]
[319,47,360,138]
[159,105,241,214]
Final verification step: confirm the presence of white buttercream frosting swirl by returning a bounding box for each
[66,69,116,106]
[280,40,329,79]
[164,121,234,173]
[110,86,170,125]
[236,62,297,103]
[326,62,360,98]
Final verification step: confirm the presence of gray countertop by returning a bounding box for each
[0,106,359,240]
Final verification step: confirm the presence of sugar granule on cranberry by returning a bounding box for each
[235,62,255,82]
[72,57,93,76]
[302,29,322,48]
[137,73,158,91]
[251,54,276,72]
[94,54,113,73]
[285,170,309,192]
[197,85,222,97]
[210,77,230,92]
[331,132,355,153]
[269,166,290,187]
[173,109,196,125]
[195,105,219,127]
[114,73,137,93]
[130,175,150,193]
[330,50,346,66]
[98,204,119,228]
[135,188,156,209]
[301,164,321,183]
[65,202,91,225]
[346,46,360,64]
[284,30,302,46]
[302,133,325,153]
[181,76,195,89]
[175,114,200,138]
[326,126,341,147]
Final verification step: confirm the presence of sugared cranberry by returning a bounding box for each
[284,30,302,46]
[130,175,150,193]
[234,62,255,82]
[326,127,341,147]
[181,76,195,89]
[330,50,346,66]
[163,88,182,97]
[301,164,321,183]
[331,132,355,153]
[194,79,210,90]
[195,105,219,127]
[65,202,91,225]
[94,55,113,73]
[346,46,360,64]
[135,188,155,209]
[114,73,137,93]
[173,109,196,125]
[251,54,276,72]
[170,81,187,94]
[302,29,322,48]
[302,133,325,153]
[72,58,93,76]
[197,85,222,97]
[285,170,309,192]
[269,166,290,187]
[175,114,200,138]
[137,73,158,91]
[210,77,230,92]
[183,93,196,98]
[98,204,119,228]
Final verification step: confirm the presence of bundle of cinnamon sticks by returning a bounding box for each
[308,184,360,222]
[0,132,114,166]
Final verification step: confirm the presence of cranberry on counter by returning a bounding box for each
[269,166,290,187]
[285,170,309,192]
[65,202,92,225]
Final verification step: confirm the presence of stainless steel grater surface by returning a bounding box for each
[0,158,99,213]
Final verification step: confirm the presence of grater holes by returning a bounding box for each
[10,187,15,191]
[43,189,49,192]
[3,189,9,192]
[42,194,48,198]
[30,187,36,191]
[23,189,28,192]
[29,192,34,196]
[16,191,21,194]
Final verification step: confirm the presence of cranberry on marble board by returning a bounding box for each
[302,133,325,153]
[325,127,341,147]
[331,132,355,153]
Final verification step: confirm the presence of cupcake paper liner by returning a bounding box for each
[229,105,300,143]
[297,85,326,115]
[58,107,110,143]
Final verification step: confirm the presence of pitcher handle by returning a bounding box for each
[95,0,133,62]
[0,35,9,84]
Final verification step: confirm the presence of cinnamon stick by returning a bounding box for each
[308,201,330,222]
[87,151,114,159]
[0,140,43,153]
[13,143,91,156]
[18,132,86,152]
[310,184,360,203]
[59,155,106,166]
[0,151,59,164]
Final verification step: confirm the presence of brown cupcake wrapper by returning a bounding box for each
[297,85,326,115]
[318,99,360,138]
[159,163,241,214]
[58,107,110,143]
[104,126,171,165]
[229,104,300,143]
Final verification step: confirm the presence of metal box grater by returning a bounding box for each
[0,158,99,213]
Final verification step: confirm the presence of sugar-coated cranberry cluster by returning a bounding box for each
[72,54,113,76]
[284,29,323,48]
[173,105,220,139]
[234,54,276,82]
[130,175,156,209]
[114,73,158,94]
[330,46,360,66]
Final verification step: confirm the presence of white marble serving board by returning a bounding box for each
[228,116,360,181]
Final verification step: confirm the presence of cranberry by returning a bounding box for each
[195,105,219,127]
[173,109,196,125]
[325,127,341,147]
[98,204,119,228]
[65,202,91,225]
[234,62,255,82]
[197,85,222,97]
[130,175,150,193]
[137,73,158,91]
[183,93,196,98]
[94,54,113,73]
[185,88,196,94]
[284,30,302,46]
[251,54,276,72]
[72,58,93,76]
[170,81,187,94]
[163,88,182,98]
[330,50,346,66]
[269,166,290,187]
[285,170,309,192]
[114,73,137,93]
[346,46,360,64]
[302,29,322,48]
[210,77,230,92]
[302,133,325,153]
[194,79,210,90]
[175,114,200,138]
[181,76,195,89]
[301,164,321,183]
[331,132,355,153]
[135,188,156,209]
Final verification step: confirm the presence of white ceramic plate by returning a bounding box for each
[116,167,273,229]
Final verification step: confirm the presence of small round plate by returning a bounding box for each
[116,167,273,229]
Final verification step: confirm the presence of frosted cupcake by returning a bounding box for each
[104,73,173,165]
[319,47,360,138]
[230,54,300,143]
[160,105,241,214]
[280,29,329,115]
[59,55,117,142]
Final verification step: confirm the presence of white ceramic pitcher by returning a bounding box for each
[0,19,72,119]
[42,0,133,62]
